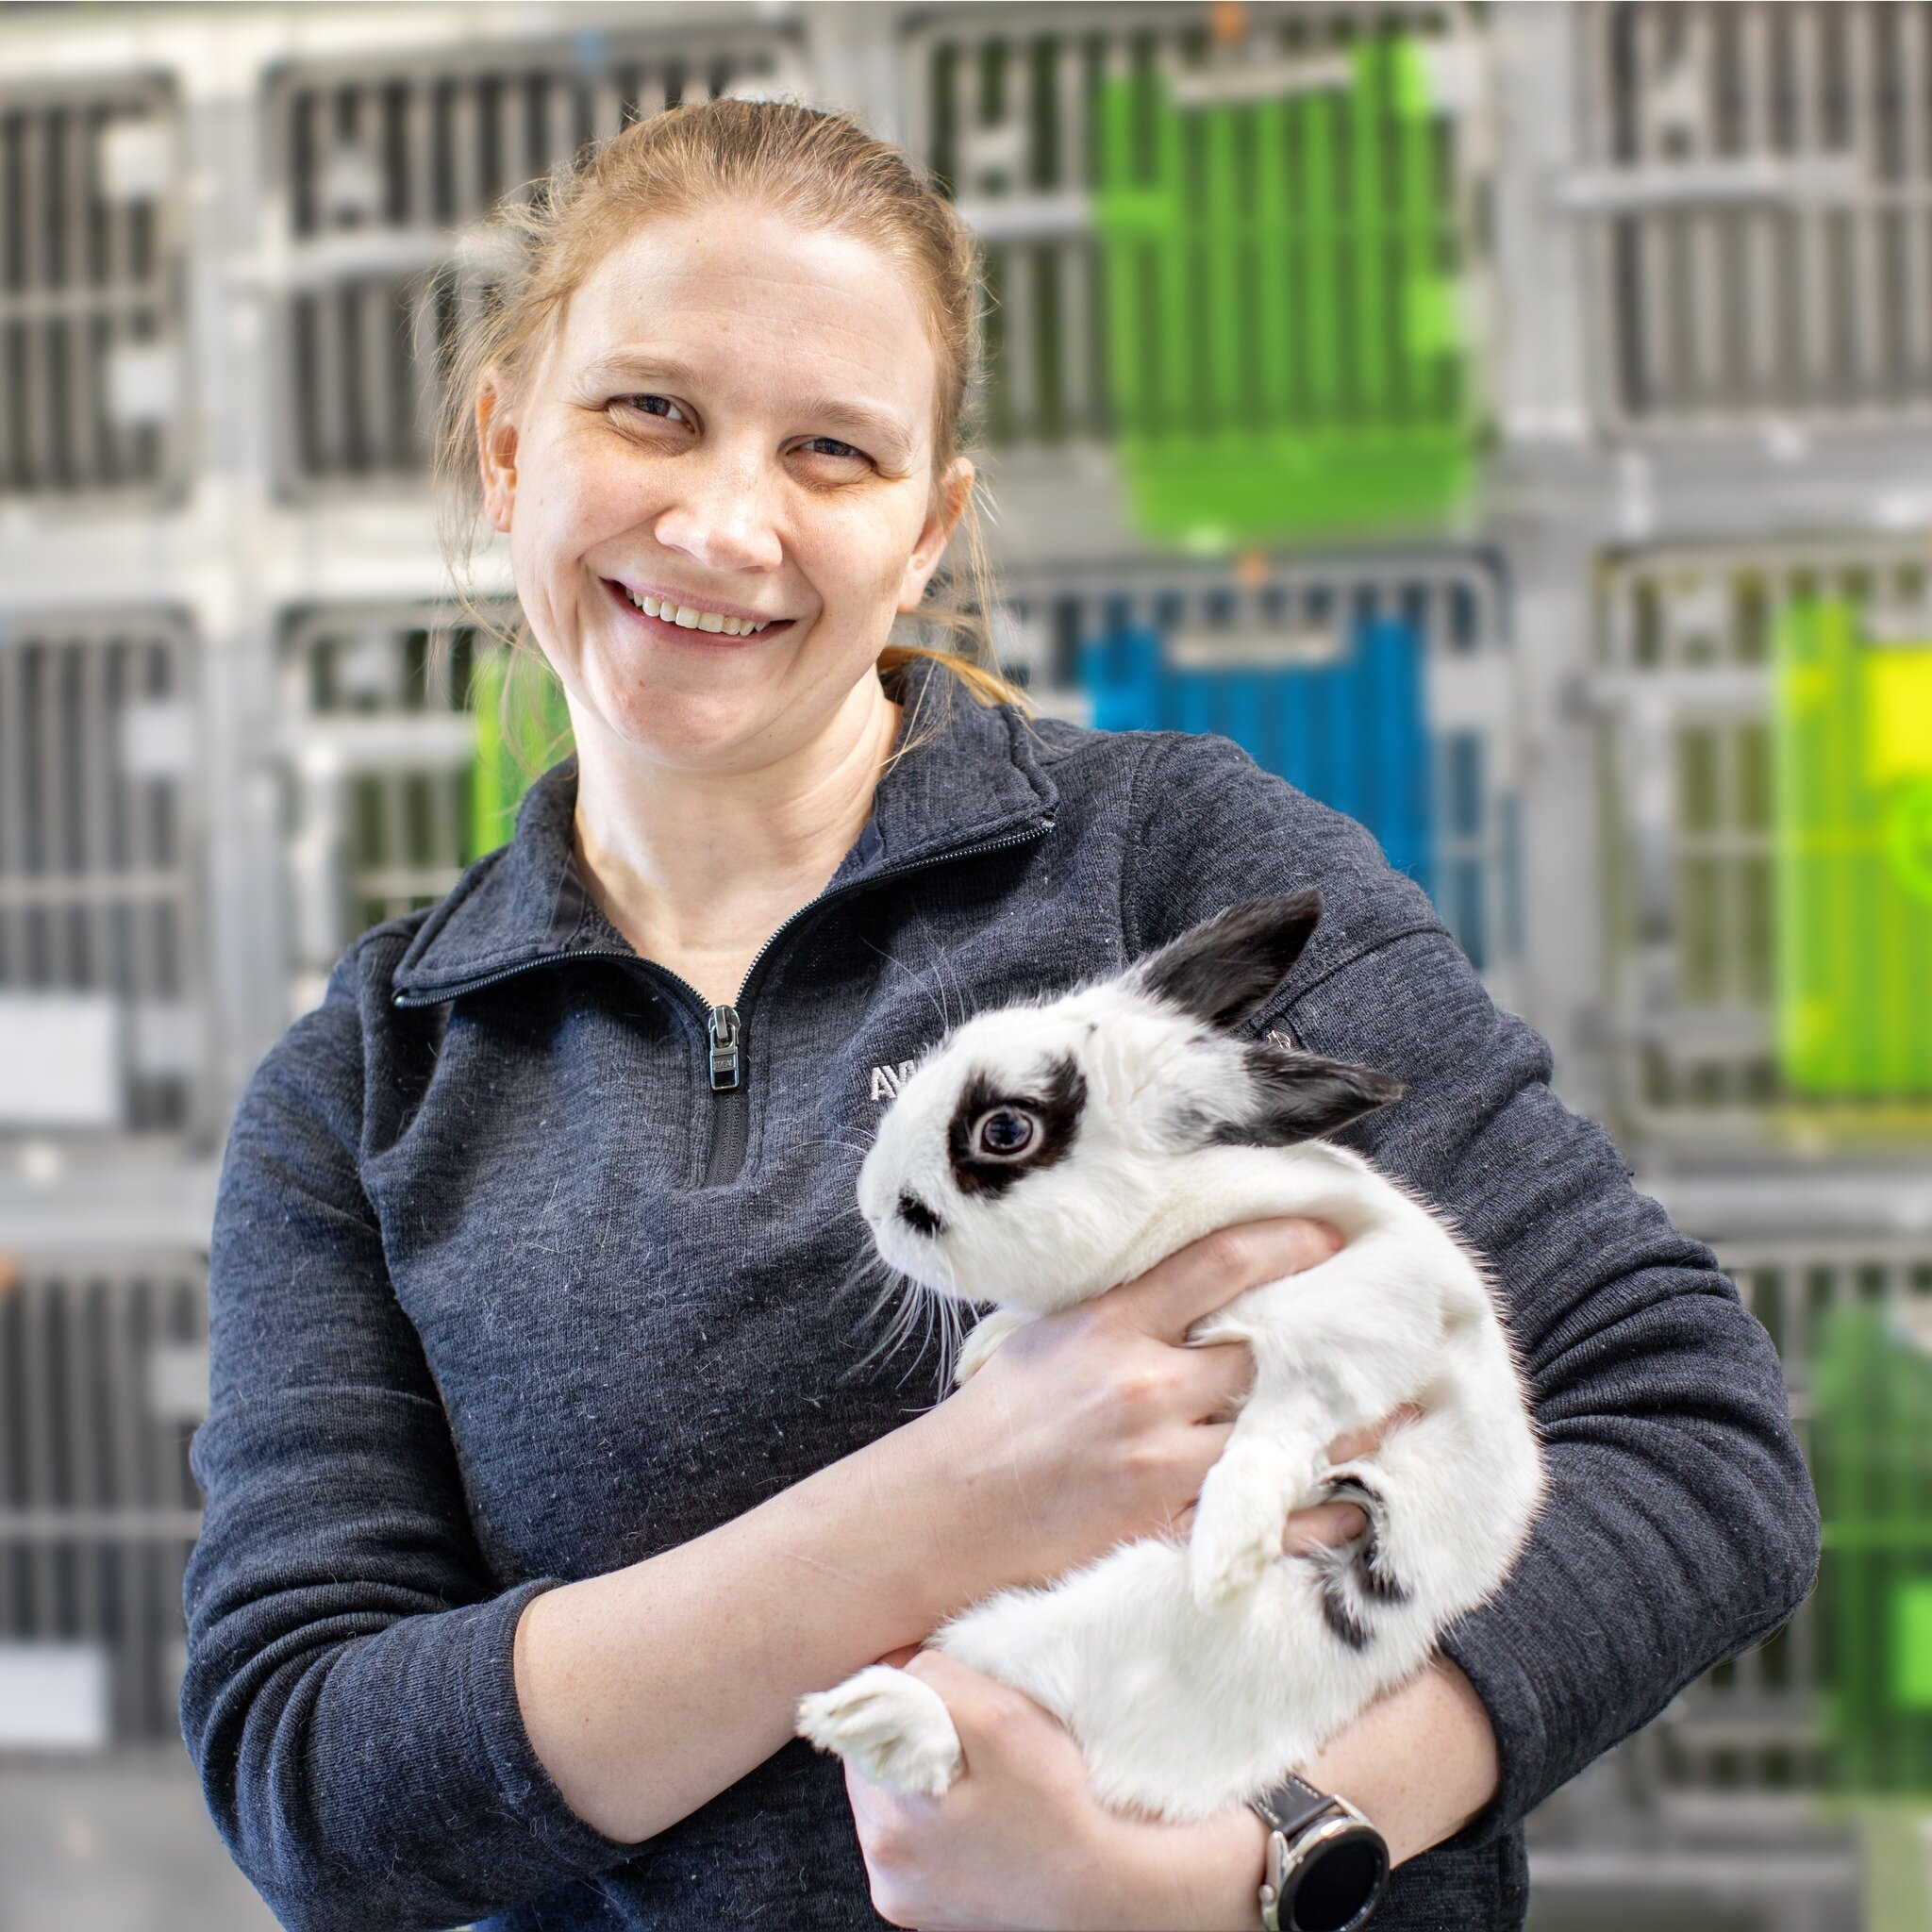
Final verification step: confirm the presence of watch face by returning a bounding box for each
[1283,1824,1389,1932]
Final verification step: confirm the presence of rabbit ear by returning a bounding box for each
[1201,1039,1404,1148]
[1125,891,1323,1031]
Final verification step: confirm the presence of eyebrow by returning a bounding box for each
[580,349,919,465]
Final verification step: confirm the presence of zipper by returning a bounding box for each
[708,1006,741,1089]
[392,813,1056,1187]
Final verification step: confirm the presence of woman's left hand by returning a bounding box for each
[843,1649,1266,1932]
[843,1411,1459,1929]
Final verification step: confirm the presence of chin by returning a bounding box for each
[589,677,773,765]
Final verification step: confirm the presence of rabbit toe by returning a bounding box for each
[954,1309,1031,1387]
[796,1666,963,1797]
[1188,1485,1287,1607]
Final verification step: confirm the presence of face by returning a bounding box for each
[477,201,973,774]
[855,896,1407,1313]
[857,998,1123,1311]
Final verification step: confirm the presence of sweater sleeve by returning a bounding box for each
[1122,733,1822,1840]
[179,941,636,1932]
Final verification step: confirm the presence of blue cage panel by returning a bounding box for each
[1080,615,1435,903]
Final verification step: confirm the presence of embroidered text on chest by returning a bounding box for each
[869,1058,922,1102]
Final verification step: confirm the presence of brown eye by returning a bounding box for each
[973,1108,1037,1159]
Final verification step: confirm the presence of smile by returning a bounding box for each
[604,578,794,641]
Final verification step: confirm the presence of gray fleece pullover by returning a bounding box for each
[181,652,1819,1930]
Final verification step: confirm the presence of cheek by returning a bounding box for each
[508,442,612,616]
[802,493,931,609]
[532,436,633,548]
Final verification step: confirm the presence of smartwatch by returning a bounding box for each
[1250,1773,1390,1932]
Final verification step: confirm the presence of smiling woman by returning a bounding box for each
[475,207,954,772]
[179,94,1818,1932]
[434,136,1017,1009]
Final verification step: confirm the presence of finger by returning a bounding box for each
[1282,1500,1369,1555]
[1176,1420,1236,1484]
[874,1643,921,1669]
[1105,1217,1344,1341]
[1324,1401,1424,1466]
[902,1651,1055,1773]
[1174,1336,1256,1421]
[1155,1422,1238,1539]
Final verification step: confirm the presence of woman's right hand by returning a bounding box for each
[920,1216,1343,1591]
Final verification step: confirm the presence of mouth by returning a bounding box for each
[603,577,797,646]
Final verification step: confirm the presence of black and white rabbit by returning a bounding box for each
[797,891,1544,1823]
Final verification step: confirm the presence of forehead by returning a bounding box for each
[551,204,936,452]
[949,1005,1084,1074]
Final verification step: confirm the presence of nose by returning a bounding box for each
[652,439,785,575]
[896,1191,944,1240]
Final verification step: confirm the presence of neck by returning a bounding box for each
[1087,1146,1379,1303]
[570,670,903,995]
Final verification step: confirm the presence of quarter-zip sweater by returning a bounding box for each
[181,653,1819,1932]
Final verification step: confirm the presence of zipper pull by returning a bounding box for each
[708,1005,742,1091]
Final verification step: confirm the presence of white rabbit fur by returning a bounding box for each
[797,892,1544,1823]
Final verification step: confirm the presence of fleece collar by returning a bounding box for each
[388,654,1059,1006]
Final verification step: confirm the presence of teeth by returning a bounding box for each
[628,588,771,637]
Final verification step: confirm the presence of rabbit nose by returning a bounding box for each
[896,1191,944,1239]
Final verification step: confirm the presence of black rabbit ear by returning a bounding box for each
[1208,1040,1404,1148]
[1126,891,1323,1032]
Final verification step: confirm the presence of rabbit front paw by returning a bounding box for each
[1188,1442,1301,1607]
[954,1308,1033,1387]
[796,1666,963,1798]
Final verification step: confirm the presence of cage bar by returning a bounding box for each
[0,611,203,1140]
[267,25,803,496]
[1632,1237,1932,1815]
[1595,540,1932,1147]
[991,548,1517,979]
[905,3,1487,470]
[278,600,559,1012]
[1577,2,1932,434]
[0,1257,208,1745]
[0,75,186,505]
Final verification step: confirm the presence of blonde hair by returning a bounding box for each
[426,93,1034,769]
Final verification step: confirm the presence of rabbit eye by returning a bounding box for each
[947,1057,1085,1198]
[973,1108,1038,1158]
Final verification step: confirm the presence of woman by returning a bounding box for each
[180,100,1817,1932]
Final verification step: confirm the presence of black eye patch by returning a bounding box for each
[946,1053,1087,1199]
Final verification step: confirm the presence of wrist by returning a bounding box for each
[1112,1803,1268,1932]
[1299,1655,1499,1867]
[853,1400,1002,1627]
[894,1384,1033,1597]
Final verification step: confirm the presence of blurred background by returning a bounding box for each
[1,1,1929,1926]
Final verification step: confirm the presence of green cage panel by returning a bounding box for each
[469,649,575,860]
[1812,1304,1932,1795]
[1774,598,1932,1098]
[1091,35,1474,550]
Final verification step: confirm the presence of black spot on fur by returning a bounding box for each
[946,1054,1087,1199]
[1319,1575,1372,1651]
[1356,1549,1411,1607]
[1127,892,1323,1031]
[896,1191,943,1239]
[1208,1042,1404,1148]
[1324,1476,1412,1607]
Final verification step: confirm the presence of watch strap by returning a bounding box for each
[1251,1774,1389,1932]
[1250,1772,1337,1840]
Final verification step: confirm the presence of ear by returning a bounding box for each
[1125,891,1323,1031]
[1208,1039,1404,1148]
[476,370,519,534]
[896,456,976,614]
